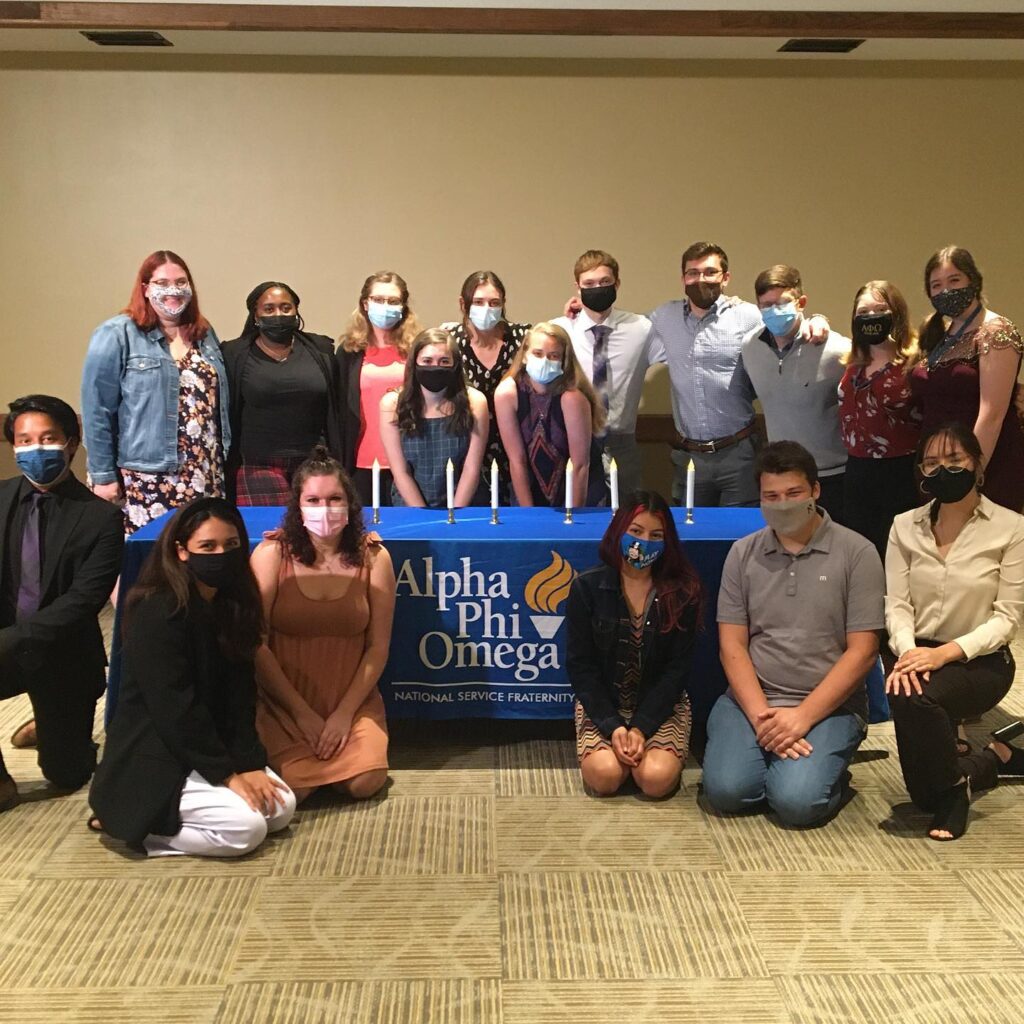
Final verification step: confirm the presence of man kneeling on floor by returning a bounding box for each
[702,440,884,827]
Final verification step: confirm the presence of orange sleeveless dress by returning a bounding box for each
[256,543,389,789]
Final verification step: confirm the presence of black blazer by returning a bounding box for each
[0,473,123,691]
[335,346,366,476]
[220,331,343,498]
[89,590,268,844]
[566,564,699,739]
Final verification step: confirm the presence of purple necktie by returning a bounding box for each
[591,324,611,413]
[17,491,50,621]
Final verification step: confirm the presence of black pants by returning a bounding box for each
[0,670,99,790]
[844,454,919,563]
[883,643,1013,811]
[817,472,846,525]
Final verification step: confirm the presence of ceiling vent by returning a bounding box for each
[778,38,864,54]
[80,30,173,47]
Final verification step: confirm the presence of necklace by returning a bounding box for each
[256,337,293,363]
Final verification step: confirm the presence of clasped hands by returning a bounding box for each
[611,726,646,767]
[296,706,353,761]
[755,706,813,759]
[885,644,959,696]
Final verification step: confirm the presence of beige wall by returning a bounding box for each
[1,54,1023,429]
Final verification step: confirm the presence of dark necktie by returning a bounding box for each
[17,490,51,621]
[591,324,611,414]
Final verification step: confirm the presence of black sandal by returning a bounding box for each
[991,722,1024,776]
[928,779,970,841]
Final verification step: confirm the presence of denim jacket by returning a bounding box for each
[81,315,230,485]
[566,564,699,739]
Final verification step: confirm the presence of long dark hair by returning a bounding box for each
[125,497,263,662]
[279,446,367,567]
[597,490,703,632]
[395,328,474,437]
[918,245,986,356]
[237,280,304,342]
[459,270,508,329]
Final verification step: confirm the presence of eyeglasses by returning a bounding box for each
[368,296,404,307]
[919,457,969,477]
[683,269,724,283]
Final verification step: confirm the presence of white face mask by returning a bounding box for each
[468,304,503,331]
[147,284,193,320]
[301,505,348,538]
[525,354,563,385]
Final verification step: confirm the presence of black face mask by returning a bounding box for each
[580,284,617,313]
[186,548,247,590]
[685,282,722,310]
[853,312,893,347]
[930,286,976,319]
[258,315,299,345]
[922,466,977,504]
[416,365,458,394]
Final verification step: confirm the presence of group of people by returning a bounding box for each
[2,238,1023,848]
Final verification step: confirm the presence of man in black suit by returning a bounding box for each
[1,395,123,812]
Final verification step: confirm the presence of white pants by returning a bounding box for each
[144,768,296,858]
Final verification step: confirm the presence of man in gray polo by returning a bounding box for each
[702,440,884,827]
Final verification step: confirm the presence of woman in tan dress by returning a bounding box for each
[251,446,395,802]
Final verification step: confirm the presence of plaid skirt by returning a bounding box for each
[235,456,304,506]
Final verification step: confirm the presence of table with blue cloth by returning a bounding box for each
[111,506,887,749]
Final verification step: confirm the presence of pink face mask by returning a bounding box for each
[301,505,348,538]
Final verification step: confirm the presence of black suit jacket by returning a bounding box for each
[220,331,343,499]
[335,346,366,476]
[90,590,268,843]
[0,473,123,694]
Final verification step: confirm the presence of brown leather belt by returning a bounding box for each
[673,422,757,454]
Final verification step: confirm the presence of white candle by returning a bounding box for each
[490,460,499,511]
[686,459,696,511]
[609,457,619,512]
[372,458,381,511]
[446,458,455,510]
[565,458,574,510]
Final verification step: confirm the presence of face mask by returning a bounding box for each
[468,304,503,331]
[525,354,563,385]
[580,284,617,314]
[148,284,192,320]
[258,314,299,345]
[761,496,817,537]
[186,547,247,590]
[685,281,722,310]
[930,285,976,318]
[366,302,404,330]
[853,312,893,346]
[14,443,68,486]
[301,506,348,538]
[621,535,664,570]
[922,465,976,504]
[761,302,800,338]
[416,365,458,393]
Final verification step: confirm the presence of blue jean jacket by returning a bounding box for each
[81,314,230,485]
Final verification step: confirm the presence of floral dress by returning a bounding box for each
[122,346,225,534]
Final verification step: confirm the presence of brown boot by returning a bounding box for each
[0,775,18,813]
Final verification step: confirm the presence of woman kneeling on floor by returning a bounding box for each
[90,498,296,857]
[567,490,703,797]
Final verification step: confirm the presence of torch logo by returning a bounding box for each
[524,551,576,639]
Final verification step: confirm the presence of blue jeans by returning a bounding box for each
[702,693,865,828]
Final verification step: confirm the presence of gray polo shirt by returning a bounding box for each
[717,512,884,721]
[741,325,850,477]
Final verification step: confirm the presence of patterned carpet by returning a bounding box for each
[1,609,1023,1023]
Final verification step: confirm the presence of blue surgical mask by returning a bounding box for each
[525,354,563,385]
[15,443,69,486]
[366,302,404,330]
[621,535,664,569]
[468,305,503,331]
[761,302,800,338]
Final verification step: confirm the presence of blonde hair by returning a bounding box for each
[338,270,423,355]
[505,321,607,435]
[844,279,918,368]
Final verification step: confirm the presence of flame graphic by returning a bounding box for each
[525,551,576,613]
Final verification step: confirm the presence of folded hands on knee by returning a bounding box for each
[755,707,814,760]
[611,726,646,768]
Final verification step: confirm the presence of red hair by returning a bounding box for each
[597,491,703,633]
[122,250,211,344]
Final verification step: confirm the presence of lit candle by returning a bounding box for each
[609,457,619,512]
[686,459,695,512]
[490,460,499,511]
[372,458,381,512]
[565,458,574,510]
[446,458,455,510]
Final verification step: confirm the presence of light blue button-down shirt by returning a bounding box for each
[648,295,763,441]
